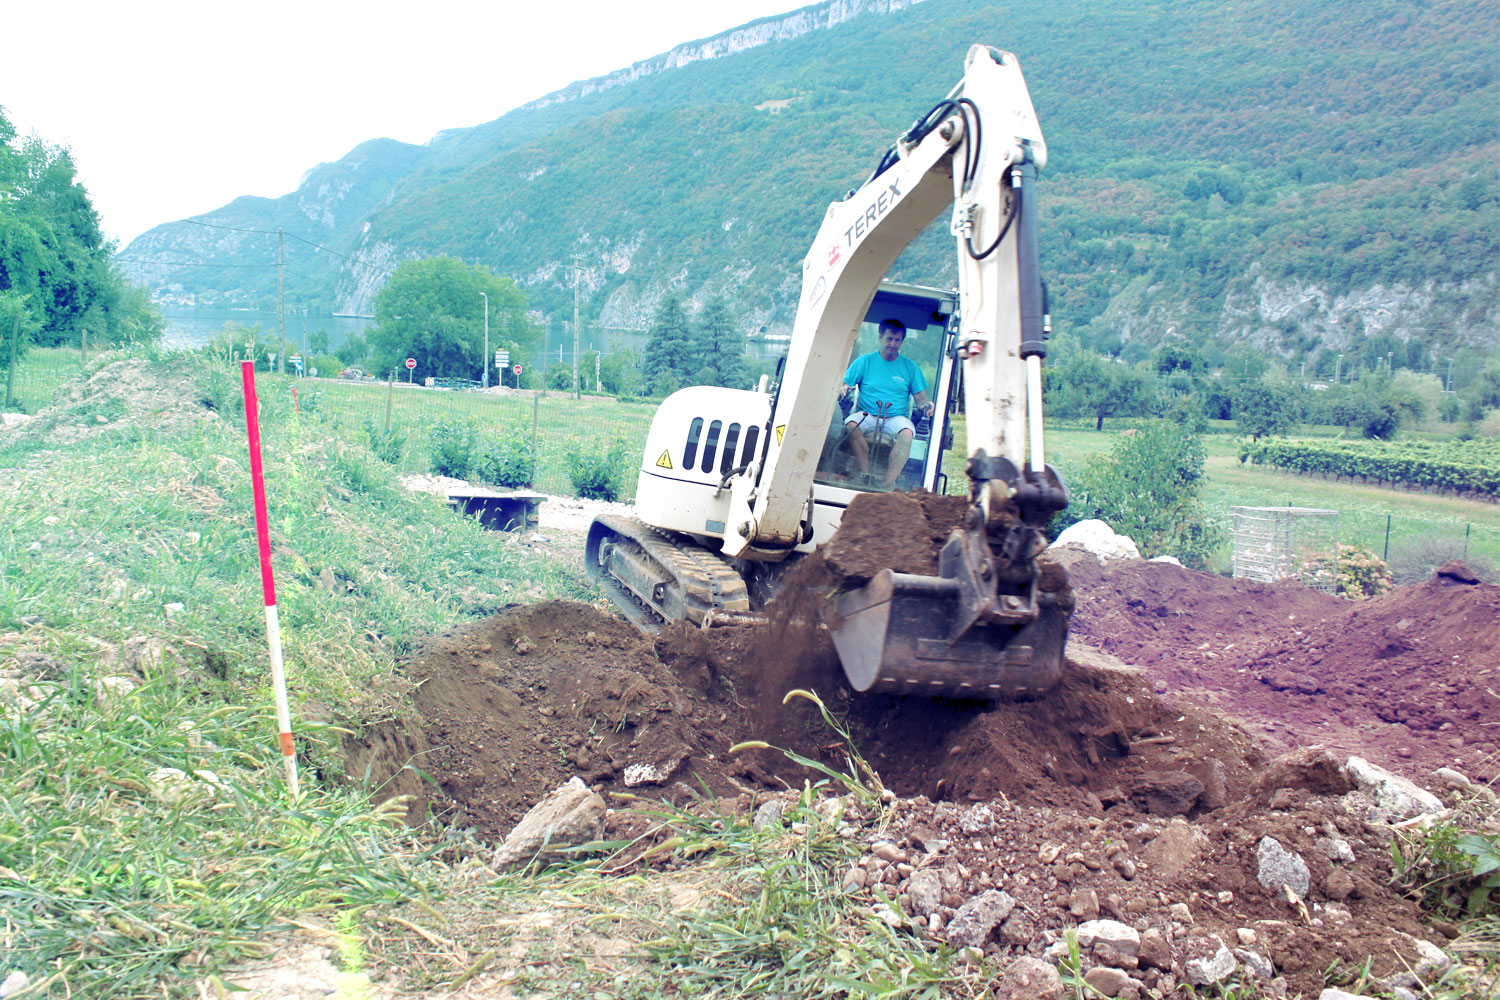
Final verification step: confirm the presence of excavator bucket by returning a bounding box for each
[824,526,1074,698]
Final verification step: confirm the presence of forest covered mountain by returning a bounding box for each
[119,0,1499,369]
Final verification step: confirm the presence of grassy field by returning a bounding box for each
[11,349,1499,577]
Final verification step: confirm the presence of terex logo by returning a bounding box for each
[843,177,903,249]
[827,243,840,267]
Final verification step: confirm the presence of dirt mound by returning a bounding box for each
[1068,554,1500,781]
[820,491,970,582]
[355,592,1263,841]
[346,500,1482,996]
[4,359,221,445]
[354,595,1444,998]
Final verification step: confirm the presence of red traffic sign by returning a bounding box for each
[512,364,522,375]
[404,357,416,370]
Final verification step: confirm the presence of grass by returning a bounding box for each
[0,350,591,996]
[288,373,659,497]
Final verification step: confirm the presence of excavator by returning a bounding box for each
[586,46,1072,698]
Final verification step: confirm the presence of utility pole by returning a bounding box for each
[1334,354,1343,385]
[571,255,583,399]
[277,228,285,374]
[4,312,18,409]
[1447,357,1454,393]
[480,291,490,389]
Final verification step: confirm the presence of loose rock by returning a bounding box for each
[1256,836,1311,897]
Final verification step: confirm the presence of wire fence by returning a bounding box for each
[292,374,658,498]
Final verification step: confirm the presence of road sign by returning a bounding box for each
[512,364,522,375]
[495,349,510,367]
[404,357,416,370]
[290,355,303,372]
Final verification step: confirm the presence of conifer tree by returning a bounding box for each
[642,295,694,395]
[689,298,750,389]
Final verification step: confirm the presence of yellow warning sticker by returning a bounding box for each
[775,424,786,445]
[656,450,673,470]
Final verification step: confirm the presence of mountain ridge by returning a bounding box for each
[119,0,1500,364]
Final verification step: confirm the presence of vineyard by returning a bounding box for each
[1241,438,1500,499]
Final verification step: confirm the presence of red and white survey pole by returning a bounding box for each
[240,361,300,798]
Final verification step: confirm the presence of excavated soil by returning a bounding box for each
[348,494,1500,998]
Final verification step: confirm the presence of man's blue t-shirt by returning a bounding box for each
[844,352,927,417]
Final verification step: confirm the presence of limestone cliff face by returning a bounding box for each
[1219,266,1499,354]
[522,0,923,113]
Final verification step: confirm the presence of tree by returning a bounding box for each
[641,295,694,396]
[0,110,161,348]
[1234,379,1301,439]
[688,298,750,389]
[1054,351,1159,430]
[1055,421,1224,568]
[367,257,538,380]
[308,329,330,356]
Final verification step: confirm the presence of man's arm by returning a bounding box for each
[908,360,934,415]
[841,355,864,398]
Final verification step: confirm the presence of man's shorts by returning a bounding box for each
[846,410,915,438]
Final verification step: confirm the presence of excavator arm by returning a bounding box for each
[723,46,1074,696]
[722,46,1061,559]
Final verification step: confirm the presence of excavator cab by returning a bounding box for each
[815,286,955,494]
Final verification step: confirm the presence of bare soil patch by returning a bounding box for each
[347,496,1495,997]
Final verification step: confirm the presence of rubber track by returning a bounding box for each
[592,513,751,633]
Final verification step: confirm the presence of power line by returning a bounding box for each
[180,218,277,235]
[116,257,278,268]
[170,218,399,278]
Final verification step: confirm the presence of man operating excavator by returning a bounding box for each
[839,318,936,488]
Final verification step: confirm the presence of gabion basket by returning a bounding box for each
[1231,506,1340,591]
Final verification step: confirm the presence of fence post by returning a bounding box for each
[384,373,394,433]
[1465,523,1471,560]
[532,393,540,473]
[1383,513,1392,561]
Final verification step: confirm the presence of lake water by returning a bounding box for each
[160,308,374,351]
[159,307,789,367]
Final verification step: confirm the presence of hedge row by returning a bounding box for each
[1240,440,1500,498]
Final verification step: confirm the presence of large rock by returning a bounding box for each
[492,777,607,868]
[907,869,943,917]
[1141,818,1205,877]
[1184,942,1237,986]
[1131,771,1205,815]
[1075,919,1141,956]
[945,889,1015,948]
[1083,967,1133,997]
[992,956,1065,1000]
[1344,757,1444,822]
[1050,519,1141,562]
[1256,836,1311,897]
[1254,747,1354,798]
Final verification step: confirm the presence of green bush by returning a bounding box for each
[567,438,630,501]
[472,427,536,488]
[428,418,476,478]
[1054,420,1225,568]
[362,416,407,465]
[547,363,575,392]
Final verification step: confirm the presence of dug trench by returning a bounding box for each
[348,492,1499,997]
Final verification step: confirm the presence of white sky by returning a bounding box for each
[2,0,806,247]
